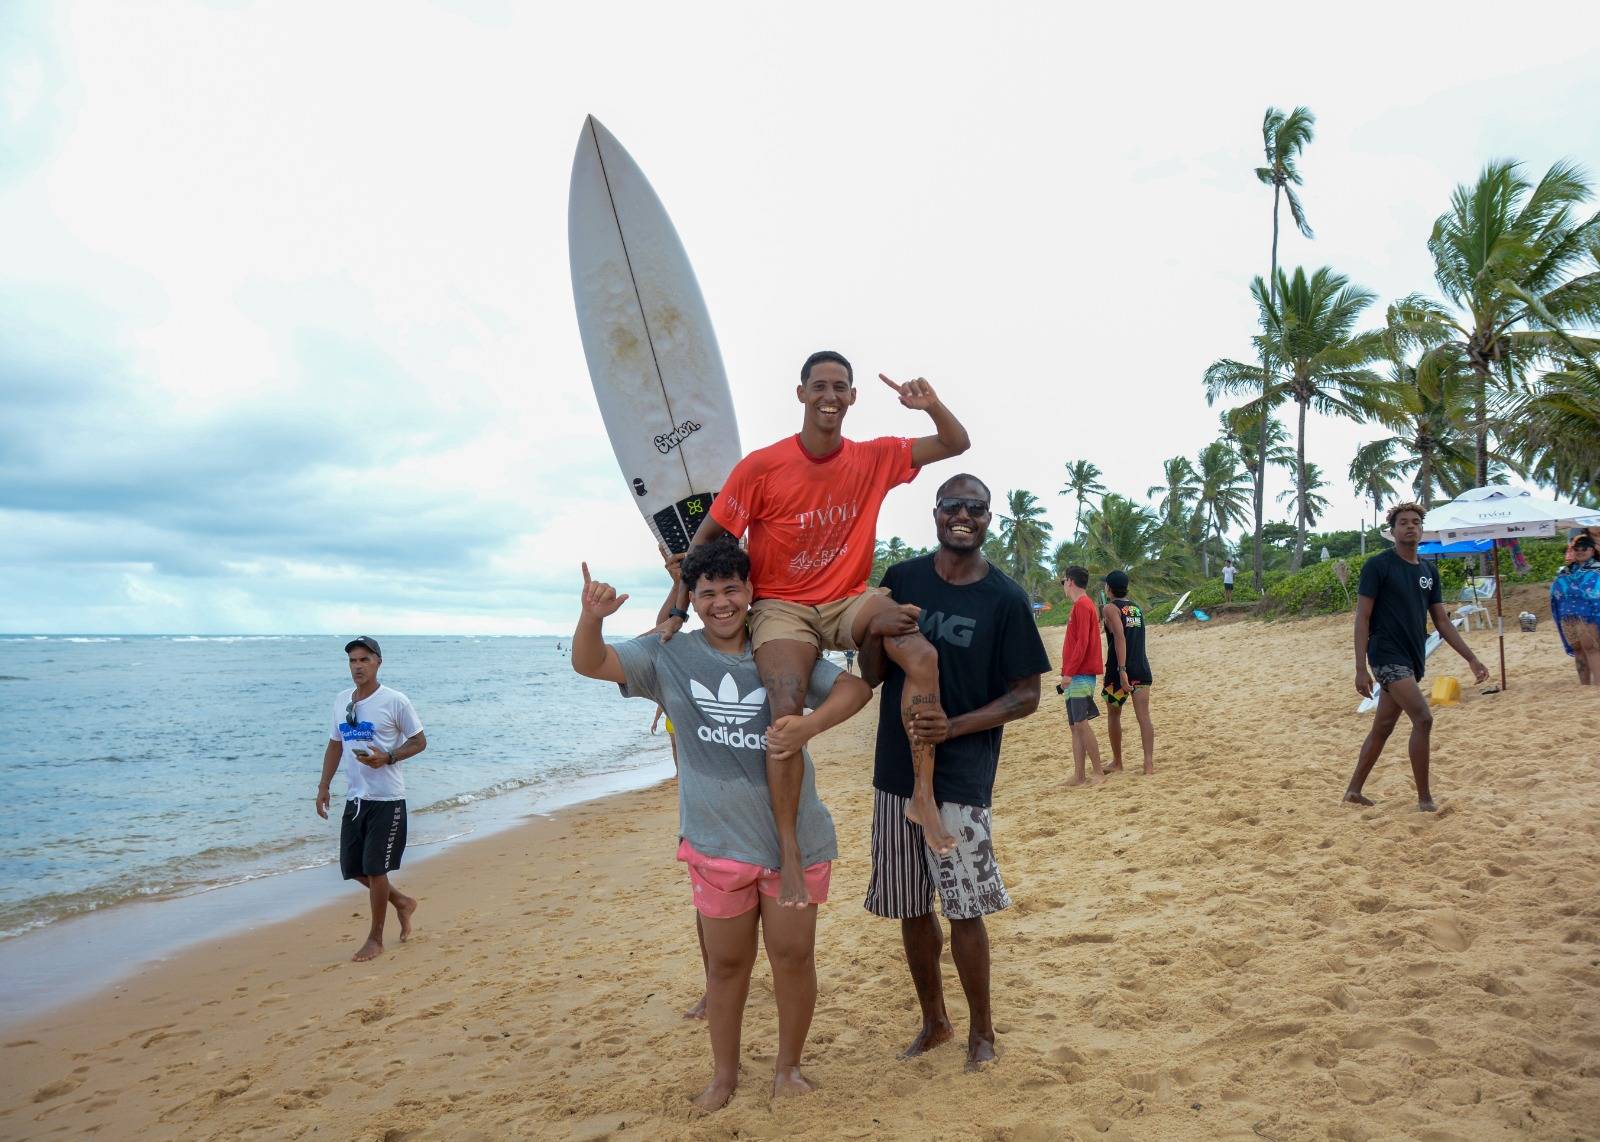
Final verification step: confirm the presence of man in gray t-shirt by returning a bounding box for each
[570,536,870,1111]
[617,632,841,870]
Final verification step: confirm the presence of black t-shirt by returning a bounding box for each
[1103,597,1152,684]
[1358,549,1443,678]
[872,555,1051,807]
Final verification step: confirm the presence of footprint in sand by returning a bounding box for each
[350,997,393,1024]
[31,1075,85,1103]
[1341,1027,1439,1054]
[1419,912,1473,951]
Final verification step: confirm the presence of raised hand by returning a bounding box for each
[580,562,630,620]
[879,373,940,411]
[659,543,686,583]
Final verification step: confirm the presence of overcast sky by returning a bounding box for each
[3,1,1597,634]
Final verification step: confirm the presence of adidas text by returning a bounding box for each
[697,724,769,751]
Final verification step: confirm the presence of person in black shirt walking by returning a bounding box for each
[857,473,1051,1070]
[1344,502,1488,811]
[1100,570,1155,774]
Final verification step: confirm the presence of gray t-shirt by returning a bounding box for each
[616,631,842,869]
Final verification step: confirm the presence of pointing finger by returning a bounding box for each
[878,373,902,393]
[582,562,591,586]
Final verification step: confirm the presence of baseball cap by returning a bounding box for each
[1104,569,1130,595]
[344,636,382,657]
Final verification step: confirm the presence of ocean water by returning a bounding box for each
[0,634,674,941]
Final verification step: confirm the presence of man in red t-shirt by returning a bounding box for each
[1057,565,1106,787]
[659,350,971,906]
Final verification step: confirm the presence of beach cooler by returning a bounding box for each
[1430,676,1461,706]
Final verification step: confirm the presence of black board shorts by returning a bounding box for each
[340,799,407,880]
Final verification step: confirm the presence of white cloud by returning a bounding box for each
[2,0,1597,632]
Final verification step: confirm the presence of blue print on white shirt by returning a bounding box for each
[340,721,376,743]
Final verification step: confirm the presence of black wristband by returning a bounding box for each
[669,607,690,621]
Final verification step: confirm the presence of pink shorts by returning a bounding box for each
[676,838,831,918]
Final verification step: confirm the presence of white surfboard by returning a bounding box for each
[568,115,741,553]
[1165,591,1192,623]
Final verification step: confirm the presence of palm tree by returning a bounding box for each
[1257,106,1317,254]
[998,489,1053,598]
[981,532,1009,572]
[1504,353,1600,503]
[1364,313,1481,511]
[1277,462,1331,530]
[1208,266,1388,569]
[871,536,915,585]
[1246,104,1317,592]
[1050,538,1082,583]
[1146,456,1200,529]
[1392,159,1600,486]
[1058,460,1106,540]
[1195,441,1251,575]
[1348,439,1403,539]
[1220,406,1295,490]
[1077,494,1188,597]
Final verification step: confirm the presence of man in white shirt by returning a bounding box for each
[315,636,428,962]
[1222,559,1236,603]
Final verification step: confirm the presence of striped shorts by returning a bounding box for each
[863,789,1010,921]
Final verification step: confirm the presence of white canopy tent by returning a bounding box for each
[1415,485,1600,690]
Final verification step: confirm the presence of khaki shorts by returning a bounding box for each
[749,586,890,653]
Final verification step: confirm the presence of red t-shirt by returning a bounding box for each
[1059,594,1105,677]
[710,435,919,605]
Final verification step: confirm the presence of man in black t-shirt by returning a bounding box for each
[1101,570,1155,775]
[857,473,1051,1071]
[1344,502,1488,812]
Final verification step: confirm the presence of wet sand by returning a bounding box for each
[3,587,1597,1140]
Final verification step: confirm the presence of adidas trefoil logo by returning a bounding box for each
[690,674,767,726]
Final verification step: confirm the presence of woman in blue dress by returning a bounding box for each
[1550,530,1600,686]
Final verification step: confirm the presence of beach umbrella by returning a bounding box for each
[1418,485,1600,690]
[1422,484,1600,541]
[1417,538,1493,556]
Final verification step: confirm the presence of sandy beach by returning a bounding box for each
[4,588,1598,1141]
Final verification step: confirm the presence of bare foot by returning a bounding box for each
[1142,762,1155,775]
[905,796,955,855]
[1064,774,1101,788]
[690,1074,737,1113]
[777,860,810,908]
[1342,790,1375,807]
[395,896,417,941]
[899,1019,954,1058]
[965,1034,998,1072]
[771,1066,817,1099]
[1417,797,1438,813]
[351,937,383,962]
[682,994,707,1020]
[1105,761,1124,773]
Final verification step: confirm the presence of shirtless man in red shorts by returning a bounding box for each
[658,350,971,905]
